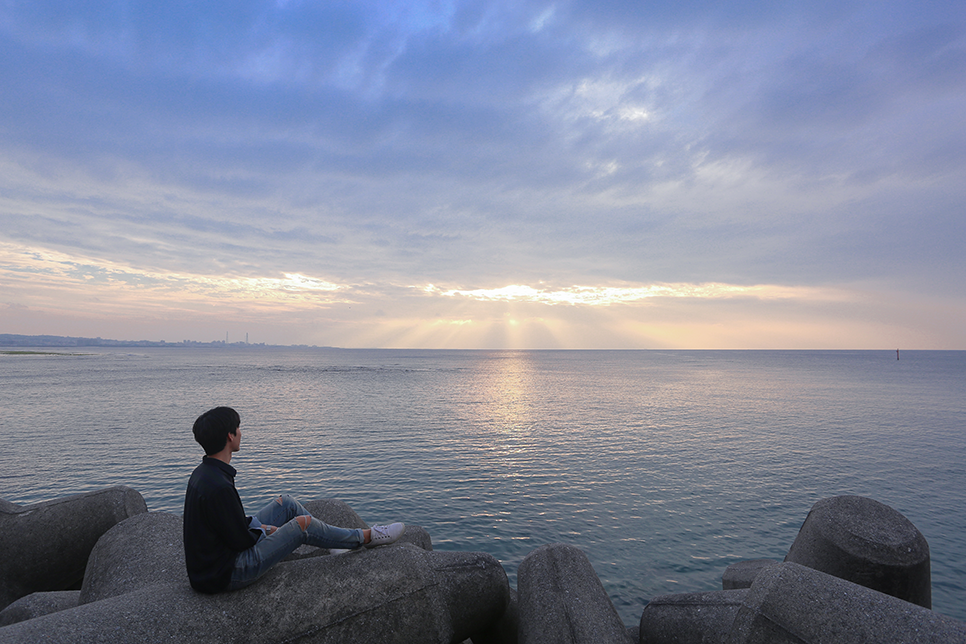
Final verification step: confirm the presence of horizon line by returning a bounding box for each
[0,333,951,352]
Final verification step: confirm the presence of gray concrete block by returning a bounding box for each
[0,486,148,610]
[472,587,518,644]
[626,624,640,644]
[785,495,931,607]
[728,562,966,644]
[398,523,433,550]
[0,543,510,643]
[80,504,431,601]
[0,591,80,627]
[303,498,369,528]
[517,543,629,644]
[721,560,779,590]
[639,589,748,644]
[79,512,186,604]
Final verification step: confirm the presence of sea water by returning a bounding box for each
[1,348,964,624]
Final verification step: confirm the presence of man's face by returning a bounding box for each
[228,426,241,452]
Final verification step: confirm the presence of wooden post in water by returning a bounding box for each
[897,349,900,360]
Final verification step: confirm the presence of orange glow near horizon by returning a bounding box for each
[2,242,959,349]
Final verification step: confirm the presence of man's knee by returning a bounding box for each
[296,515,311,531]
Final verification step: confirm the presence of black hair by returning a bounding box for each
[192,406,240,455]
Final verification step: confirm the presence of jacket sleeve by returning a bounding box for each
[207,484,259,552]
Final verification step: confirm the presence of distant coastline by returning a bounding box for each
[2,335,958,352]
[0,333,323,349]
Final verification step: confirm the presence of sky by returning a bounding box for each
[1,1,964,349]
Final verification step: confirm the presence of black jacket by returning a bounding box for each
[183,457,258,593]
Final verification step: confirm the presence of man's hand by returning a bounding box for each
[264,525,278,536]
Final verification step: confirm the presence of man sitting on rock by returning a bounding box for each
[183,406,404,593]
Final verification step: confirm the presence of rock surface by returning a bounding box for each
[80,512,186,604]
[0,591,80,627]
[729,562,966,643]
[785,495,931,607]
[0,544,510,643]
[721,559,779,591]
[471,587,519,644]
[80,501,434,604]
[4,490,963,643]
[517,543,630,644]
[303,498,369,528]
[640,589,748,644]
[0,486,148,610]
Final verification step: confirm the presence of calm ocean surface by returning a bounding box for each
[1,348,964,624]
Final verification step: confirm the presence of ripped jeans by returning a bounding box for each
[227,494,366,590]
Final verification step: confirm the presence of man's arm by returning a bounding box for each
[248,516,278,537]
[208,486,259,551]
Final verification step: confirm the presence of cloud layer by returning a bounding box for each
[1,1,964,347]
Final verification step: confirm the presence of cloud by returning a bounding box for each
[429,282,831,305]
[0,0,964,347]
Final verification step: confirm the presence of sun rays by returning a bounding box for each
[1,241,949,349]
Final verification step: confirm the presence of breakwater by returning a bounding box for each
[2,487,964,643]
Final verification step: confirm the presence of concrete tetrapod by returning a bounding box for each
[302,498,369,528]
[721,559,779,591]
[78,505,433,604]
[471,587,519,644]
[784,495,931,607]
[517,543,630,644]
[0,543,510,643]
[639,589,748,644]
[0,486,148,610]
[80,512,187,604]
[727,562,966,644]
[0,591,80,627]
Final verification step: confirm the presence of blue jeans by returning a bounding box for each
[227,495,366,590]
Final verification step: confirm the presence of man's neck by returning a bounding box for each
[208,449,233,464]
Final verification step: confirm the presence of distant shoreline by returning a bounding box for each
[1,334,960,352]
[1,350,92,356]
[0,333,318,349]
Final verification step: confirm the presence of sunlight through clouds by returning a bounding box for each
[3,241,824,310]
[2,238,956,348]
[0,0,963,348]
[427,282,825,305]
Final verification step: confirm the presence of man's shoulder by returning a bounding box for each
[188,457,236,490]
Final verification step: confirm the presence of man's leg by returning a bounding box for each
[253,494,308,528]
[254,495,369,548]
[227,496,367,591]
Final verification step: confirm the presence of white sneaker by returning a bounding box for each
[367,522,405,547]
